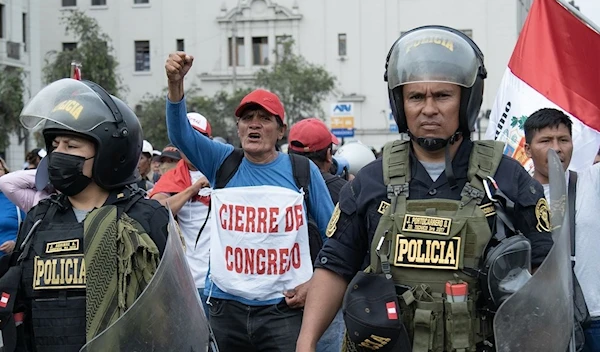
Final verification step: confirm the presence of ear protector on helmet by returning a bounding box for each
[384,25,487,136]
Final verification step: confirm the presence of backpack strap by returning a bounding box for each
[215,148,245,189]
[289,153,311,213]
[461,140,505,205]
[568,170,577,261]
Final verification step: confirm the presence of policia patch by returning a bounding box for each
[326,204,341,238]
[535,198,551,232]
[394,235,461,270]
[33,254,86,290]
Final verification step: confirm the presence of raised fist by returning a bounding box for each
[165,52,194,83]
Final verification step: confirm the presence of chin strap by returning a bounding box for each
[408,130,462,189]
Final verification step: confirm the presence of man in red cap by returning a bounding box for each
[288,118,347,205]
[165,52,334,351]
[288,118,347,352]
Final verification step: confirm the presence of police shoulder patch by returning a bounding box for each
[326,204,341,238]
[535,198,551,232]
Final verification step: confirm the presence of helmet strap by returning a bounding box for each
[408,130,462,189]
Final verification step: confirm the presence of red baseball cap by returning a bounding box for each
[288,118,339,153]
[234,89,285,122]
[187,112,212,137]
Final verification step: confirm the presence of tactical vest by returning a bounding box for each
[18,193,147,352]
[20,204,86,352]
[370,140,504,352]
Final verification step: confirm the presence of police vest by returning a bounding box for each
[370,140,504,352]
[20,202,87,352]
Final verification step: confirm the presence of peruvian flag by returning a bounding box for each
[485,0,600,173]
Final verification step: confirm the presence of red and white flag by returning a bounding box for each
[71,62,82,81]
[485,0,600,172]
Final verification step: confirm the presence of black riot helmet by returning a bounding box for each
[384,26,487,144]
[20,78,143,190]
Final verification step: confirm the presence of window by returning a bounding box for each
[62,0,77,6]
[228,37,245,67]
[275,35,291,61]
[0,4,4,39]
[134,0,149,3]
[62,42,77,51]
[22,13,27,51]
[176,39,184,52]
[252,37,269,66]
[92,0,107,5]
[135,40,150,71]
[338,33,347,56]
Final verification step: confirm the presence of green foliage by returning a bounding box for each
[0,66,25,148]
[42,10,123,96]
[137,88,252,149]
[254,38,336,124]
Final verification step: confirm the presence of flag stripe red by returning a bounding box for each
[508,0,600,131]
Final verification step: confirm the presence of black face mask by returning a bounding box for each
[47,152,94,196]
[407,130,462,152]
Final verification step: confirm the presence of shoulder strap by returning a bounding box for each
[215,148,245,189]
[568,170,577,259]
[289,154,311,212]
[461,140,505,204]
[382,140,410,199]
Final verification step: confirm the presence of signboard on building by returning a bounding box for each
[330,103,355,138]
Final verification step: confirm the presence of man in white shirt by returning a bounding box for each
[524,108,600,352]
[149,113,213,316]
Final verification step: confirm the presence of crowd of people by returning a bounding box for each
[0,24,596,352]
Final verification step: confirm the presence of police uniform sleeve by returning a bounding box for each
[314,178,370,283]
[147,205,168,255]
[513,169,553,267]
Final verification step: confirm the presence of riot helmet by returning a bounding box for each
[384,26,487,147]
[335,142,376,175]
[20,78,143,190]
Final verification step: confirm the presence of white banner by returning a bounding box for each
[209,185,312,301]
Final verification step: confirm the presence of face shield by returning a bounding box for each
[387,28,479,91]
[20,78,116,134]
[484,235,532,308]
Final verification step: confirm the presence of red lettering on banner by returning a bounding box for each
[285,206,294,232]
[235,248,243,273]
[292,243,301,269]
[220,205,228,230]
[258,208,268,233]
[294,205,304,230]
[267,249,278,275]
[218,203,306,234]
[225,245,303,275]
[257,249,266,274]
[245,206,256,233]
[279,248,289,274]
[226,246,234,271]
[244,248,255,274]
[269,207,279,233]
[234,205,244,232]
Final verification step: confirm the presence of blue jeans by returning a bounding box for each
[316,309,344,352]
[583,320,600,352]
[198,289,210,320]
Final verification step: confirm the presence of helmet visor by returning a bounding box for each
[20,78,116,133]
[387,28,479,90]
[487,238,532,306]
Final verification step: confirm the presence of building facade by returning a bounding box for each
[37,0,532,150]
[0,0,41,170]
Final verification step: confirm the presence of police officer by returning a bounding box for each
[296,26,553,352]
[2,78,168,352]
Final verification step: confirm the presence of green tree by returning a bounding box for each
[0,66,25,148]
[42,10,123,96]
[254,38,336,124]
[137,88,251,149]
